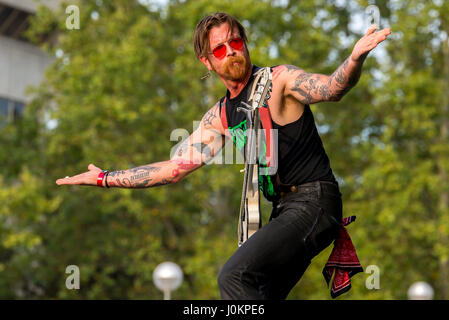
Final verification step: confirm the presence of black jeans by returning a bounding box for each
[218,180,342,300]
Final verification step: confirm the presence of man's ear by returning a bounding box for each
[199,55,213,71]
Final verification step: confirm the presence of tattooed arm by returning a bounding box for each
[279,57,361,104]
[276,24,391,104]
[55,102,226,188]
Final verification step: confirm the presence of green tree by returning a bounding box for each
[2,0,444,300]
[0,0,372,299]
[345,0,449,299]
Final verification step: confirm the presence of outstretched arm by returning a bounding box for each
[276,24,391,104]
[55,102,226,188]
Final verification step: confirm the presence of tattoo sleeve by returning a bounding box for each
[107,161,184,188]
[327,57,362,100]
[290,72,332,104]
[287,57,364,104]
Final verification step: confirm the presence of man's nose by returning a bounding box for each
[225,43,236,56]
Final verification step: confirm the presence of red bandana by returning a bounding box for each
[322,216,363,298]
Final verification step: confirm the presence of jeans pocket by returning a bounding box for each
[283,202,322,255]
[303,205,340,258]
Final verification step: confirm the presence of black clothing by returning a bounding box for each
[218,181,342,299]
[218,65,343,300]
[271,106,336,186]
[220,65,336,199]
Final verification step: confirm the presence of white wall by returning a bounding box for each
[0,35,53,103]
[0,0,61,13]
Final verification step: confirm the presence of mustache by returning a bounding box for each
[224,56,246,69]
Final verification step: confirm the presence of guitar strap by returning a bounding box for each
[220,72,279,202]
[219,77,276,172]
[220,96,229,136]
[258,102,275,170]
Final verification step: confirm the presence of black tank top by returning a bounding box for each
[220,65,336,200]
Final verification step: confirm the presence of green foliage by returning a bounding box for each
[1,0,448,299]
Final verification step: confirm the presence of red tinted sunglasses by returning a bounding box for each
[210,37,244,60]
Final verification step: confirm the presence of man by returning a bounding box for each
[56,12,391,299]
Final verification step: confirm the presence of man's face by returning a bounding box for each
[200,23,251,82]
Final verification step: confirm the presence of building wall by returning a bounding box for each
[0,0,60,13]
[0,35,53,103]
[0,0,58,121]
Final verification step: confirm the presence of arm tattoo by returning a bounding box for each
[151,179,170,187]
[191,142,212,159]
[108,166,162,188]
[129,165,161,174]
[177,141,189,157]
[272,64,299,81]
[129,166,160,184]
[329,58,361,99]
[285,65,300,73]
[291,72,332,104]
[202,103,219,129]
[134,179,152,188]
[332,58,349,87]
[290,57,360,103]
[170,159,199,170]
[108,170,126,178]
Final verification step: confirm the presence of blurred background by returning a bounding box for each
[0,0,447,299]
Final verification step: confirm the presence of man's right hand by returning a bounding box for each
[56,163,104,186]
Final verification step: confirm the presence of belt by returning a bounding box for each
[278,180,339,200]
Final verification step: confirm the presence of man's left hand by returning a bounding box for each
[350,25,391,62]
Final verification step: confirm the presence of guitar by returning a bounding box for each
[236,67,272,247]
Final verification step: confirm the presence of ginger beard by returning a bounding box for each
[211,54,250,81]
[223,55,248,81]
